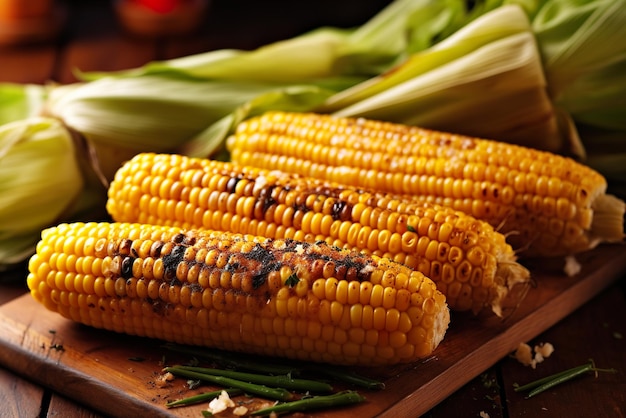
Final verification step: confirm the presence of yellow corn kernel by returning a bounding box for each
[27,222,449,367]
[227,111,625,258]
[107,153,530,316]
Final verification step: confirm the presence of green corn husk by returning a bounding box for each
[533,0,626,131]
[320,4,578,155]
[0,83,47,125]
[0,118,85,270]
[45,76,326,152]
[45,77,340,179]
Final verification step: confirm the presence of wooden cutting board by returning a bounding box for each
[1,244,625,418]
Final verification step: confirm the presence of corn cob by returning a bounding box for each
[27,222,450,366]
[226,111,625,258]
[106,153,530,316]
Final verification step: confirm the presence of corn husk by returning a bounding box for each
[46,76,310,151]
[320,5,576,155]
[45,77,339,179]
[0,117,84,269]
[0,83,47,125]
[533,0,626,131]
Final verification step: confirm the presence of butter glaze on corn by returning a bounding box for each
[27,222,449,366]
[106,153,530,316]
[226,111,625,258]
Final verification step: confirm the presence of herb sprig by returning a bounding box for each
[514,359,617,398]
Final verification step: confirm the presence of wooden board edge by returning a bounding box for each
[0,311,178,418]
[375,249,626,417]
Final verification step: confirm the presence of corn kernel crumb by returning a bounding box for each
[233,406,249,416]
[155,372,174,388]
[534,342,554,359]
[207,390,235,415]
[514,342,533,366]
[514,341,554,368]
[563,255,581,277]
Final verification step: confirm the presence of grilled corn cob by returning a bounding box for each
[106,153,530,316]
[226,111,625,258]
[27,222,449,366]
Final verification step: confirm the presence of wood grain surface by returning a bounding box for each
[0,244,624,418]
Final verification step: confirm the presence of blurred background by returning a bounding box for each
[0,0,394,84]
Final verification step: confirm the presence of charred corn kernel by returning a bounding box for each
[107,154,530,316]
[227,111,625,258]
[27,222,449,367]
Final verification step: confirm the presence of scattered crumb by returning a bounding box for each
[233,405,249,416]
[480,373,498,389]
[514,342,554,369]
[534,342,554,359]
[514,343,533,367]
[207,390,236,415]
[155,371,175,388]
[479,411,490,418]
[563,255,581,277]
[613,332,623,340]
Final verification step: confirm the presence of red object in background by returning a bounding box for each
[132,0,185,14]
[116,0,209,37]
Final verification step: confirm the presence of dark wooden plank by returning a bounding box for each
[498,278,626,417]
[424,368,505,418]
[0,367,46,417]
[47,394,106,418]
[0,244,624,417]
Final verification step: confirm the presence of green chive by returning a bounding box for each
[251,390,365,416]
[514,360,618,398]
[174,365,333,392]
[514,363,592,392]
[285,273,300,287]
[309,367,385,390]
[162,344,298,375]
[166,388,243,408]
[165,366,293,401]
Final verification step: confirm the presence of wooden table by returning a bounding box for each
[1,1,625,417]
